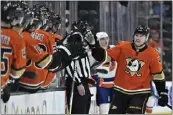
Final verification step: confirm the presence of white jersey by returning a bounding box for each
[91,45,117,88]
[97,45,117,77]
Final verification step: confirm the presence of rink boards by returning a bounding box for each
[0,82,172,114]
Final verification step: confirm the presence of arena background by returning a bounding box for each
[0,1,172,114]
[26,1,172,81]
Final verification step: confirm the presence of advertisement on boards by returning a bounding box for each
[1,91,65,114]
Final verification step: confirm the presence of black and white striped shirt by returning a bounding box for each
[64,51,98,85]
[65,53,91,84]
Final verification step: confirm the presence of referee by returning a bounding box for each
[65,53,92,114]
[64,21,98,114]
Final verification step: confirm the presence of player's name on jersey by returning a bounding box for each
[1,35,10,45]
[31,32,44,41]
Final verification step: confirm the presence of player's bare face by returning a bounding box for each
[99,38,109,49]
[134,34,146,47]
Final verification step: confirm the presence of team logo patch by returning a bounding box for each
[125,57,145,77]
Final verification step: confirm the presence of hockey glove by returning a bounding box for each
[91,47,106,62]
[158,89,168,107]
[154,80,168,107]
[64,43,85,59]
[83,29,96,47]
[1,85,10,103]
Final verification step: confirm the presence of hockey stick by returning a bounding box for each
[95,69,108,74]
[166,104,172,109]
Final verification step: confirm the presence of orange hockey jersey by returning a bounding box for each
[107,42,163,94]
[19,30,53,89]
[41,33,63,89]
[1,29,26,88]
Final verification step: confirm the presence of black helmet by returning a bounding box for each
[42,14,62,33]
[134,25,150,37]
[23,8,42,32]
[1,1,18,23]
[1,1,28,28]
[71,20,95,47]
[71,20,90,34]
[49,14,62,32]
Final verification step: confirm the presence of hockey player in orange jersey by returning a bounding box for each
[90,25,168,114]
[40,13,63,89]
[1,1,27,102]
[5,4,84,93]
[16,5,82,92]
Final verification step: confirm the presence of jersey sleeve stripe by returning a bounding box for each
[35,54,52,69]
[10,68,26,79]
[152,71,165,80]
[151,70,163,75]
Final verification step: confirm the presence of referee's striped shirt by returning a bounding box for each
[64,52,94,85]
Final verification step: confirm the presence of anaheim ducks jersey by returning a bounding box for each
[91,45,117,88]
[107,41,164,94]
[1,28,26,89]
[41,33,63,89]
[19,30,54,89]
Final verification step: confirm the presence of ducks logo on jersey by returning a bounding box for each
[125,57,145,77]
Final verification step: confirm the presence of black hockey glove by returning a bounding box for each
[63,42,85,59]
[154,80,168,107]
[1,85,11,103]
[91,47,105,62]
[158,89,168,107]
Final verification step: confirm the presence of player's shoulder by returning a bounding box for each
[147,46,160,57]
[35,29,48,35]
[2,29,17,36]
[21,31,29,37]
[53,34,63,40]
[109,45,115,48]
[3,29,24,40]
[116,41,131,47]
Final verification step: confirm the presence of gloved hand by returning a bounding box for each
[1,86,10,103]
[77,84,85,96]
[83,29,95,46]
[158,89,168,107]
[91,47,105,62]
[65,43,85,59]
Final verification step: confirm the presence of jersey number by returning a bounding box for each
[1,47,12,76]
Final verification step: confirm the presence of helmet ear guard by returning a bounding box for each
[145,33,150,41]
